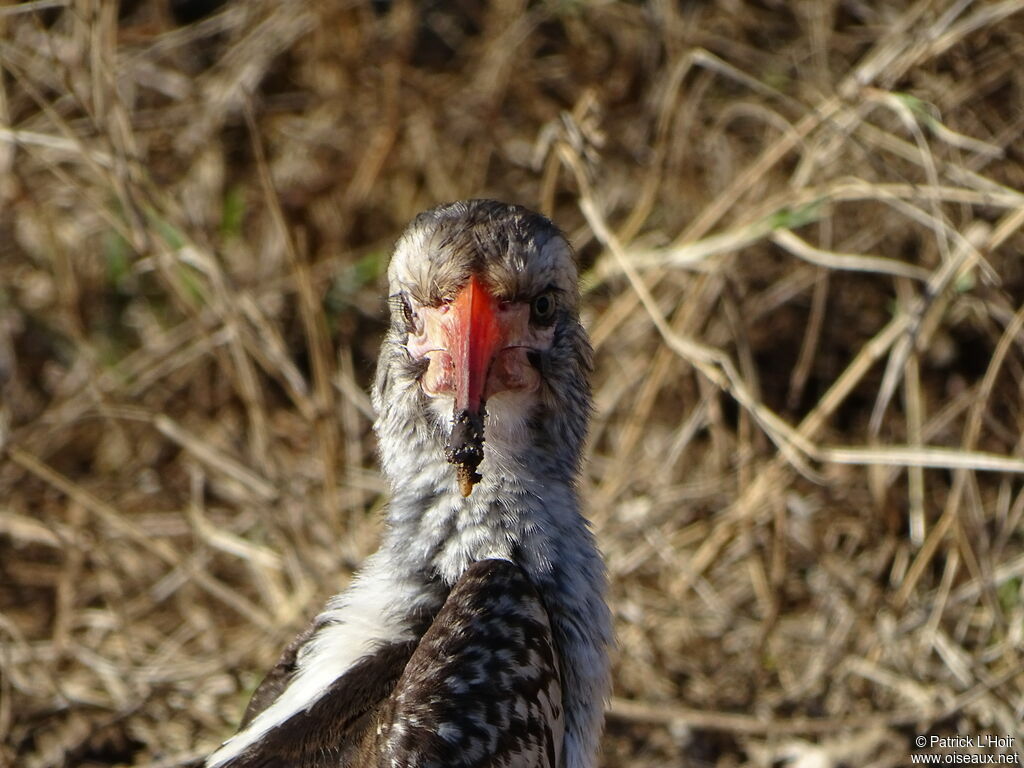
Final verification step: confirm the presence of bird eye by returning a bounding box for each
[530,292,556,325]
[397,294,419,331]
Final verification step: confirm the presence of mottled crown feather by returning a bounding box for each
[387,199,580,310]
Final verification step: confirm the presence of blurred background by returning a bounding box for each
[2,1,1024,766]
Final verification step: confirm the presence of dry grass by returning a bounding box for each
[2,1,1024,766]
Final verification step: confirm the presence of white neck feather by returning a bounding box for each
[375,391,612,768]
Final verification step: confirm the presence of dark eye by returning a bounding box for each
[530,292,556,325]
[396,293,417,330]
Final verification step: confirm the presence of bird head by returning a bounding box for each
[375,200,592,497]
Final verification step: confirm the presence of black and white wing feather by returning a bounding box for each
[366,558,563,768]
[212,559,562,768]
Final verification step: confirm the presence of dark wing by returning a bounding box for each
[218,638,419,768]
[240,619,318,727]
[216,560,560,768]
[364,558,564,768]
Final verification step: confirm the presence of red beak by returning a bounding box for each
[446,275,503,416]
[444,275,503,496]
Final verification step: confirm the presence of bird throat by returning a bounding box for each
[445,407,486,496]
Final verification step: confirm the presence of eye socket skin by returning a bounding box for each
[530,292,556,325]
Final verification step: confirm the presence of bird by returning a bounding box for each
[205,199,612,768]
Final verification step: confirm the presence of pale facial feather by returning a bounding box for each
[387,201,580,310]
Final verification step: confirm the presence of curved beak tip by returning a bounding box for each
[456,466,479,497]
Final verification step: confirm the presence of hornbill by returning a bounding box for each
[206,200,611,768]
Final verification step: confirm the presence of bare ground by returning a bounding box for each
[2,1,1024,766]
